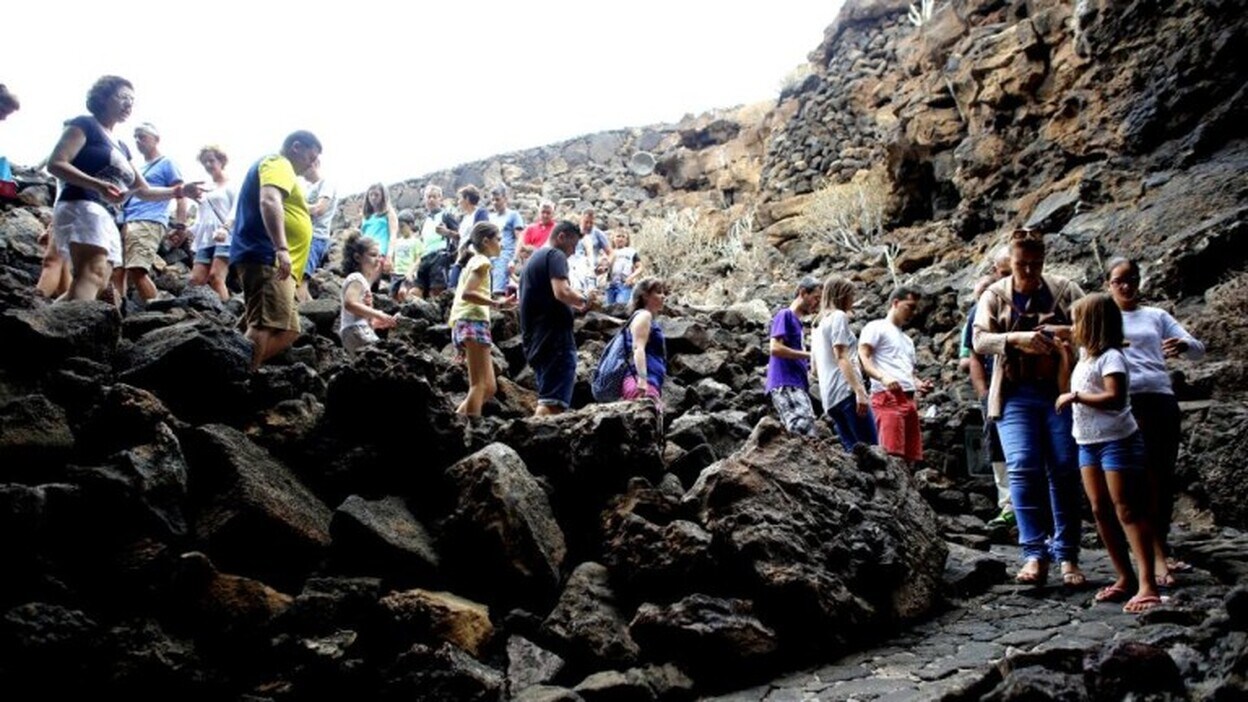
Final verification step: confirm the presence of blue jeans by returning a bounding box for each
[827,394,878,451]
[605,282,633,306]
[304,237,331,277]
[490,245,515,294]
[532,342,577,408]
[995,384,1082,563]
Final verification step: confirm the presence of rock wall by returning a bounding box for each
[760,1,911,194]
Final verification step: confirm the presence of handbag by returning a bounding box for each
[591,313,637,402]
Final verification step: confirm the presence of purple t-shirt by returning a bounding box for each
[765,308,808,392]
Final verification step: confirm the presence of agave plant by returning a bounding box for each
[908,0,935,28]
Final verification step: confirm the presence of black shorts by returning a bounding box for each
[415,252,448,292]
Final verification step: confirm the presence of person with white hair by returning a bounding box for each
[115,121,189,301]
[521,199,556,248]
[412,183,459,299]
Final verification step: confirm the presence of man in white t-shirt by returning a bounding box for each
[859,286,933,466]
[298,156,337,301]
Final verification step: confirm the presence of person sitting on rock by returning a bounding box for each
[339,231,398,358]
[766,277,820,436]
[859,285,934,467]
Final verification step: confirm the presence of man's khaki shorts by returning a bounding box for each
[237,262,300,332]
[123,220,166,271]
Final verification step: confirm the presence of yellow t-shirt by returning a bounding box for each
[258,155,313,282]
[449,254,493,324]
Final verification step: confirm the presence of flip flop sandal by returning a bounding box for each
[1155,572,1177,588]
[1094,584,1130,603]
[1123,594,1168,614]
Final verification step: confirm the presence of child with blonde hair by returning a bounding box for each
[1056,293,1160,613]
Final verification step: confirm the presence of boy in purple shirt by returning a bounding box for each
[766,277,821,435]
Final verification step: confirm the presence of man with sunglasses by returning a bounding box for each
[116,122,187,301]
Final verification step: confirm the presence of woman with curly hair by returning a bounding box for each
[47,75,203,302]
[188,145,235,301]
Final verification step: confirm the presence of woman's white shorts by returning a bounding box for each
[53,199,122,266]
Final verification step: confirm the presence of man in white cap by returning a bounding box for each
[116,122,187,301]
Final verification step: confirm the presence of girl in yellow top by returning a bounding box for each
[449,222,513,416]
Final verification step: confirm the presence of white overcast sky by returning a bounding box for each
[5,0,844,194]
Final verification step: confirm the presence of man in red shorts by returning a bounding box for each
[859,286,934,467]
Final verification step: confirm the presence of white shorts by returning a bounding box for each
[53,200,123,266]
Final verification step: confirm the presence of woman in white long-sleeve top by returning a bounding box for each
[1104,257,1205,587]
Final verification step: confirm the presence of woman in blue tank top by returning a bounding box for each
[360,182,398,270]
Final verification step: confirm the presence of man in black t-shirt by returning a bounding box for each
[519,220,594,416]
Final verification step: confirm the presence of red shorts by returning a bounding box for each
[871,389,923,463]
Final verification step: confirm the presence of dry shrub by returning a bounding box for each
[804,166,899,284]
[633,206,773,305]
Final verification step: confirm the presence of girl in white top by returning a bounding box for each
[1105,257,1205,584]
[1056,293,1160,613]
[811,275,877,451]
[339,232,398,357]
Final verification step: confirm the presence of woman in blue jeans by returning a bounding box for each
[812,275,877,450]
[973,229,1087,586]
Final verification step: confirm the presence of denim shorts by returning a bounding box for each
[1078,432,1144,471]
[532,344,577,408]
[194,244,230,265]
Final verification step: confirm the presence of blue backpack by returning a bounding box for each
[591,314,636,402]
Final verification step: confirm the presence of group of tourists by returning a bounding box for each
[25,75,657,414]
[764,228,1204,614]
[16,76,1206,614]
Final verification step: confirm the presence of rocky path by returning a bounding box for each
[706,534,1246,701]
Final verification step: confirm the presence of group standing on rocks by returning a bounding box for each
[757,229,1205,615]
[13,75,1208,615]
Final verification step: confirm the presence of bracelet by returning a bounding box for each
[1072,391,1080,403]
[172,184,184,199]
[275,245,289,252]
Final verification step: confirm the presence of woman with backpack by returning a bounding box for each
[973,228,1086,588]
[622,278,668,406]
